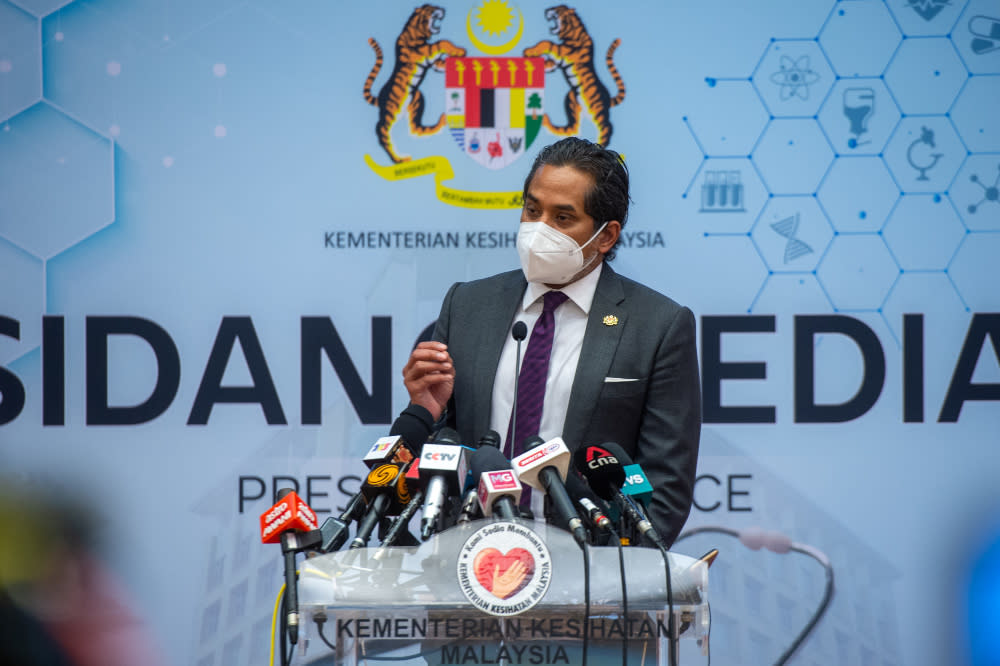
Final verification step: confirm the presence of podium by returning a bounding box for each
[296,519,710,665]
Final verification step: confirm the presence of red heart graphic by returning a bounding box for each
[473,547,535,599]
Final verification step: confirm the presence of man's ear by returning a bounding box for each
[599,220,621,254]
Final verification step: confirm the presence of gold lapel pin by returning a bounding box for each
[602,314,619,326]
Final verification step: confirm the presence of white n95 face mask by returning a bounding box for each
[516,221,608,285]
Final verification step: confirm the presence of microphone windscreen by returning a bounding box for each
[522,435,546,451]
[599,441,634,466]
[565,470,602,505]
[389,419,431,455]
[470,445,511,480]
[433,427,462,446]
[477,430,501,449]
[512,321,528,341]
[572,443,628,501]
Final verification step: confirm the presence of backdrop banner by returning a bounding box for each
[1,1,998,664]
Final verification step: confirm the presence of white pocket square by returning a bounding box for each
[604,377,639,383]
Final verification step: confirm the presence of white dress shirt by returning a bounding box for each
[489,262,604,459]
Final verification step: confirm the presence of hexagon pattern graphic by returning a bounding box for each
[752,40,835,118]
[885,0,968,38]
[884,117,965,194]
[884,38,969,115]
[951,75,1000,152]
[817,78,900,155]
[883,194,966,270]
[0,0,116,365]
[949,233,1000,311]
[818,156,900,232]
[955,0,1000,74]
[820,1,901,77]
[692,0,998,323]
[0,0,43,121]
[952,154,1000,230]
[753,118,835,194]
[0,101,114,259]
[752,196,834,273]
[817,234,900,311]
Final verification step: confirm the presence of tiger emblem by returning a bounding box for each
[523,5,626,147]
[363,5,466,163]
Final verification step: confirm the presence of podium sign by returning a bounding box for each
[297,519,709,665]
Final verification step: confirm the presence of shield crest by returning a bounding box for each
[445,57,545,170]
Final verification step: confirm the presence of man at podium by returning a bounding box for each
[403,137,701,547]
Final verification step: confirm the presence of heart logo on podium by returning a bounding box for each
[473,547,535,599]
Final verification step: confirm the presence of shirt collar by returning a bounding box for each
[522,261,604,314]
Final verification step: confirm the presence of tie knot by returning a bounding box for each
[543,290,569,313]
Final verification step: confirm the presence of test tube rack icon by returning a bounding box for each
[701,170,745,213]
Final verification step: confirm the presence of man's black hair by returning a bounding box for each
[522,137,631,260]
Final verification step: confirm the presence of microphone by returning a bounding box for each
[473,445,522,520]
[362,434,415,468]
[454,430,501,524]
[566,472,611,533]
[418,428,468,539]
[374,489,424,558]
[507,321,527,457]
[622,463,653,508]
[350,463,409,549]
[372,461,425,558]
[317,493,366,553]
[573,442,666,549]
[512,436,587,547]
[259,489,319,645]
[456,486,481,524]
[317,422,427,553]
[478,429,502,449]
[260,488,319,544]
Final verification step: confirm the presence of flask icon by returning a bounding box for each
[701,170,745,213]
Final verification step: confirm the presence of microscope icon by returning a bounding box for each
[906,126,943,181]
[843,87,874,150]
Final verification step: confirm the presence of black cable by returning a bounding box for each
[774,544,834,665]
[612,527,628,666]
[316,609,459,662]
[315,613,335,651]
[706,600,712,666]
[279,591,289,666]
[653,540,678,666]
[582,541,590,666]
[676,526,835,666]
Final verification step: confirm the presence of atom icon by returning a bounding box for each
[770,55,821,101]
[968,163,1000,214]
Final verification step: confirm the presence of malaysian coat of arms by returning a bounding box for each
[361,1,626,208]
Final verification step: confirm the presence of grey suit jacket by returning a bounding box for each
[432,264,701,546]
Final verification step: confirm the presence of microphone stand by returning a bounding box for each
[508,321,527,459]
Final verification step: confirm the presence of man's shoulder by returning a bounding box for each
[603,265,690,316]
[450,269,525,298]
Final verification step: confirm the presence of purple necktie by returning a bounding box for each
[509,290,569,470]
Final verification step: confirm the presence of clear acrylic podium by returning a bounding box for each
[296,519,709,665]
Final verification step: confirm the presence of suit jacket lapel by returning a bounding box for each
[469,271,526,440]
[563,264,627,449]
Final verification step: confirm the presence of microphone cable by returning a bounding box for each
[617,491,677,666]
[610,524,629,666]
[652,536,678,666]
[270,583,295,666]
[676,525,835,666]
[581,540,591,666]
